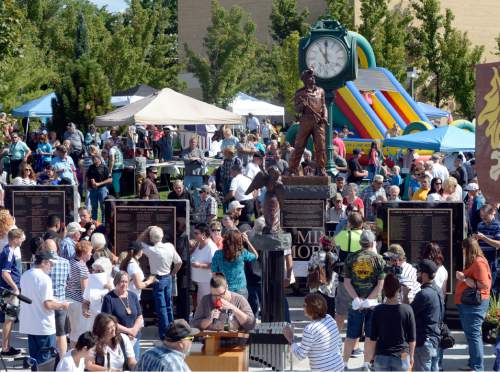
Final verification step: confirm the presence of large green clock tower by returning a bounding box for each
[298,19,358,174]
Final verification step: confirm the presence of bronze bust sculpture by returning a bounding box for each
[245,166,284,234]
[288,68,328,176]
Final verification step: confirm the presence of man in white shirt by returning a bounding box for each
[19,251,70,366]
[245,152,263,180]
[225,164,254,224]
[246,113,260,134]
[430,153,449,181]
[143,226,182,340]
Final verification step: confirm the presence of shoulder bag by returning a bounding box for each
[460,279,482,305]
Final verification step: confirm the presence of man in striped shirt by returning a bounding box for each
[135,319,199,372]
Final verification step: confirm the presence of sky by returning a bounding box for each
[89,0,128,13]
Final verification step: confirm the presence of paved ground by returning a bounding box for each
[1,296,495,370]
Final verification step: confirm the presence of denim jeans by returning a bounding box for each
[414,339,439,371]
[247,282,262,317]
[133,336,141,360]
[153,275,174,340]
[27,334,56,370]
[374,354,410,371]
[184,175,203,190]
[457,299,489,371]
[89,186,108,221]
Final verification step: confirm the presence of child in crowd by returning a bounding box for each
[56,331,97,372]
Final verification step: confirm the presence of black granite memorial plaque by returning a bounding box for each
[104,199,190,321]
[377,202,465,296]
[4,185,78,261]
[281,199,325,228]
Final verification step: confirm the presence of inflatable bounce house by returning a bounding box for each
[286,31,474,158]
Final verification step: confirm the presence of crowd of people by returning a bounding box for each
[0,112,497,372]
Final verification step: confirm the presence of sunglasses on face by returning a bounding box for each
[211,229,221,232]
[183,336,194,341]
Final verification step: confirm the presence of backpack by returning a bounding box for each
[307,251,333,289]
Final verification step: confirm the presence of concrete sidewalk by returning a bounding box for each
[0,296,495,370]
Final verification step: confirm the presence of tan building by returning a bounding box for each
[179,0,499,96]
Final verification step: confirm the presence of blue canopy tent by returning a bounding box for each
[12,92,55,137]
[417,102,449,119]
[11,92,55,121]
[383,125,475,152]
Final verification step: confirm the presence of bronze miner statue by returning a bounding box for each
[288,68,328,177]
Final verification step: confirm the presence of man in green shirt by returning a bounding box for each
[343,229,385,369]
[334,212,363,332]
[9,132,31,179]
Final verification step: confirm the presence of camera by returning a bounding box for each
[0,288,32,318]
[383,264,402,277]
[382,252,402,278]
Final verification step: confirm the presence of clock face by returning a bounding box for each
[305,37,348,79]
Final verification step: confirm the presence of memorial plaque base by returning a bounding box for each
[253,233,291,322]
[282,176,334,200]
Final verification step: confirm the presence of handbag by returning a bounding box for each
[460,279,482,305]
[439,322,455,349]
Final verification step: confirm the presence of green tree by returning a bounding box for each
[376,5,412,81]
[75,13,89,58]
[440,10,483,119]
[324,0,355,30]
[0,0,24,65]
[358,0,388,47]
[271,31,302,115]
[185,0,262,107]
[270,0,310,44]
[52,57,111,131]
[410,0,445,106]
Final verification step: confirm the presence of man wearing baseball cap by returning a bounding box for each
[59,222,85,260]
[19,251,70,366]
[135,319,199,371]
[412,260,444,371]
[464,182,485,233]
[227,200,244,228]
[342,229,385,369]
[195,185,217,224]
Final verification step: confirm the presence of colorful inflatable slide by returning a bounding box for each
[331,32,432,153]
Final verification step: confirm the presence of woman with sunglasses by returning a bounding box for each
[209,221,223,249]
[12,163,36,185]
[86,313,137,371]
[427,177,444,202]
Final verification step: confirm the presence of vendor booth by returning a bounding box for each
[229,92,285,128]
[111,84,158,107]
[383,125,475,152]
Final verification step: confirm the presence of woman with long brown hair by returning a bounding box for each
[211,230,258,298]
[12,162,36,185]
[454,237,491,371]
[420,242,448,295]
[86,313,136,371]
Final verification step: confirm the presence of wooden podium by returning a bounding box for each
[186,331,249,371]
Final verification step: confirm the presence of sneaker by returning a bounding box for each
[1,347,21,356]
[350,348,363,358]
[361,362,372,371]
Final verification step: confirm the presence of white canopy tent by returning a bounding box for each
[111,84,157,107]
[229,92,285,124]
[95,88,242,127]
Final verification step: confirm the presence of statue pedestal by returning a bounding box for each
[252,233,292,322]
[280,176,334,229]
